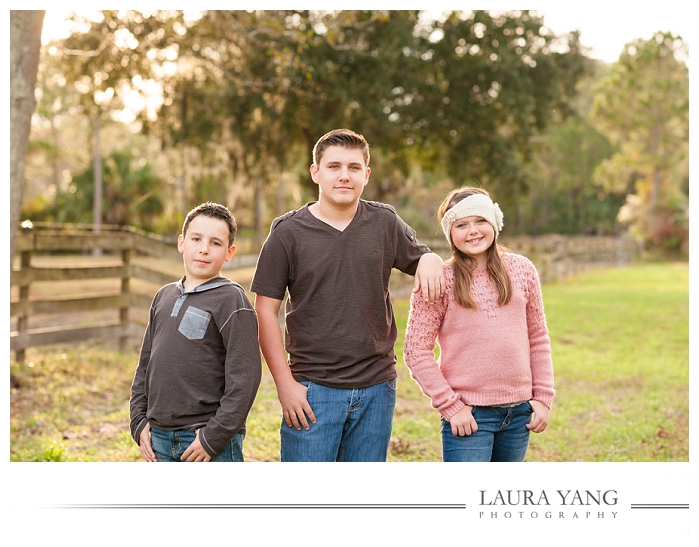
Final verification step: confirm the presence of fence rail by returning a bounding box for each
[10,223,642,362]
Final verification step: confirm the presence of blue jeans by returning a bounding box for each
[440,402,533,462]
[150,427,245,462]
[280,379,397,462]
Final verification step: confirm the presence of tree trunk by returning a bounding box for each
[92,115,103,256]
[10,10,45,273]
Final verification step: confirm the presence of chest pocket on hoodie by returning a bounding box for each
[178,306,212,340]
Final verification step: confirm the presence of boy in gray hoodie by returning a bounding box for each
[130,202,261,461]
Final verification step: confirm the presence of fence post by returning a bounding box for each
[120,247,131,352]
[15,247,32,364]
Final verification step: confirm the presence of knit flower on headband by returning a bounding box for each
[441,193,504,245]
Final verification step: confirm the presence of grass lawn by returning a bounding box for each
[9,262,688,462]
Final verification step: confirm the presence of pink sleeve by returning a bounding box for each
[403,278,466,419]
[524,260,555,409]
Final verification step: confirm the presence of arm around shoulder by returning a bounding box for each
[413,253,446,302]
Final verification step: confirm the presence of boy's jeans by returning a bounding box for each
[280,379,397,462]
[150,427,245,462]
[440,401,533,462]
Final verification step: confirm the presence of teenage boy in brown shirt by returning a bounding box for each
[251,128,445,462]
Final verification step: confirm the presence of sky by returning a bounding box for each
[533,1,691,65]
[40,5,692,65]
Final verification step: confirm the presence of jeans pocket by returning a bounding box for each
[178,306,212,340]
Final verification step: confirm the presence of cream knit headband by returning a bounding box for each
[440,193,504,245]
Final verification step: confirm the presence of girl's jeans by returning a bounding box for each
[440,401,533,462]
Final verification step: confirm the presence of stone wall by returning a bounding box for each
[390,234,643,295]
[497,233,642,284]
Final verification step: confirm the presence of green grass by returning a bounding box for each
[10,342,144,462]
[529,262,689,461]
[9,262,688,462]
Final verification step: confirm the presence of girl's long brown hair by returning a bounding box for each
[438,187,512,309]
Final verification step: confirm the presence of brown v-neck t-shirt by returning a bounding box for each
[251,200,431,388]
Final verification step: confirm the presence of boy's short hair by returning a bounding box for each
[182,202,237,247]
[313,128,370,166]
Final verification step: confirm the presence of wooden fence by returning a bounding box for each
[9,222,260,363]
[10,223,641,362]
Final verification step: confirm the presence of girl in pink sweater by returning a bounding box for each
[404,187,554,462]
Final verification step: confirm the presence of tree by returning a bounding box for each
[44,149,165,231]
[10,10,45,271]
[403,10,589,217]
[592,32,689,251]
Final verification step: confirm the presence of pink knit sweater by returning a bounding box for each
[403,253,554,420]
